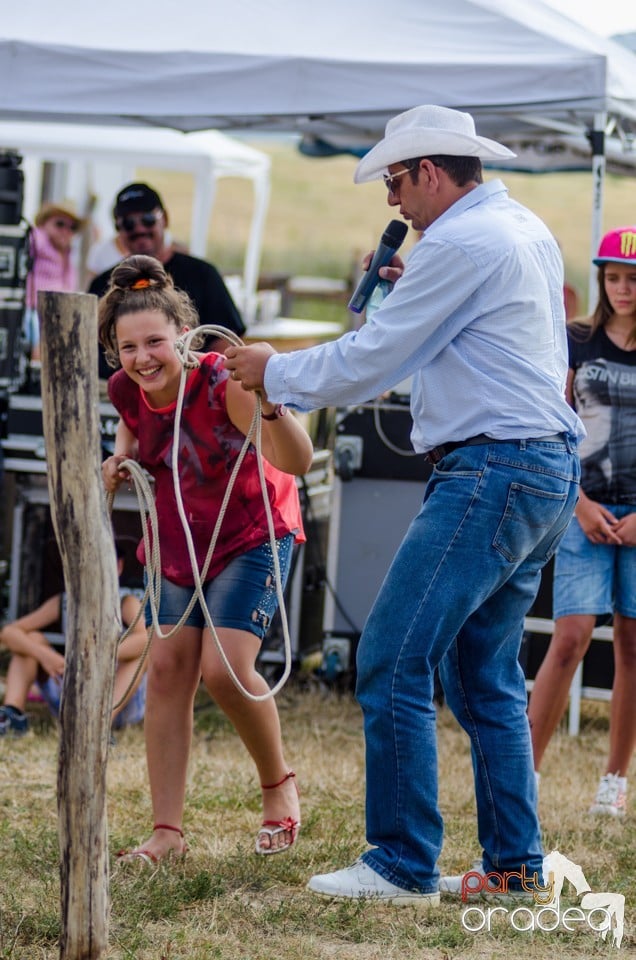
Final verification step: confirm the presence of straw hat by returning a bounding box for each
[34,200,86,229]
[354,105,516,183]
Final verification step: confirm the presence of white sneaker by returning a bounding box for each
[589,773,627,817]
[306,859,440,907]
[439,859,482,897]
[439,861,535,903]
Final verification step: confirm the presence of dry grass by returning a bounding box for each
[0,684,633,959]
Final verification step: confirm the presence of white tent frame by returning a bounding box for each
[0,122,271,324]
[3,0,636,309]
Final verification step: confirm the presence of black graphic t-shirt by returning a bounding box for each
[569,324,636,504]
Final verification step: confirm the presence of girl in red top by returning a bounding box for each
[100,255,313,863]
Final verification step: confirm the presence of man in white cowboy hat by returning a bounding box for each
[226,105,584,904]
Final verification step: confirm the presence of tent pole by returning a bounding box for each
[191,165,215,258]
[243,171,271,326]
[588,111,606,312]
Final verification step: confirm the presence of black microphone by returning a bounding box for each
[348,219,408,314]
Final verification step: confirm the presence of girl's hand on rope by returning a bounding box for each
[102,455,133,493]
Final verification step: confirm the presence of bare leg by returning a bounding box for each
[3,652,39,711]
[123,625,202,861]
[606,614,636,776]
[527,614,595,771]
[111,658,146,722]
[201,627,300,851]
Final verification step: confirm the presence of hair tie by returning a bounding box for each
[131,278,151,290]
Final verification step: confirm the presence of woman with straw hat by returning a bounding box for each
[25,200,85,360]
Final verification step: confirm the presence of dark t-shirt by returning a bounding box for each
[89,251,246,378]
[569,323,636,504]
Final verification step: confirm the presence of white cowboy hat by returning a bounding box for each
[354,105,516,183]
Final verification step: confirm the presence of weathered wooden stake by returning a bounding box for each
[38,290,121,960]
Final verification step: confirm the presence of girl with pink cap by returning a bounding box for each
[528,225,636,817]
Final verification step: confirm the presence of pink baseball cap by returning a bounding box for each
[593,226,636,266]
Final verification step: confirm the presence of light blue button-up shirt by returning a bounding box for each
[263,179,584,453]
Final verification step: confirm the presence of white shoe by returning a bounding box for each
[306,859,440,907]
[439,861,534,902]
[589,773,627,817]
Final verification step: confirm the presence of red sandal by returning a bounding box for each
[117,823,187,865]
[256,771,301,856]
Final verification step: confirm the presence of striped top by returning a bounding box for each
[26,226,78,309]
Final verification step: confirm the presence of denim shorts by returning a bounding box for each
[144,535,294,640]
[553,504,636,618]
[38,673,147,729]
[23,307,40,350]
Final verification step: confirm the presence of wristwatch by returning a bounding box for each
[261,403,287,421]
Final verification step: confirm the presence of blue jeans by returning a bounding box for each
[39,672,147,729]
[357,436,580,894]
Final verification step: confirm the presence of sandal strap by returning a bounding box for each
[117,848,158,865]
[260,817,299,831]
[255,816,300,855]
[261,770,296,790]
[153,823,184,838]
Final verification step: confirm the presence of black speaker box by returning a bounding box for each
[15,502,144,618]
[0,155,24,227]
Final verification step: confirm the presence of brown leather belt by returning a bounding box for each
[425,433,566,465]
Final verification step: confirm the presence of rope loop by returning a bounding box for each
[173,336,200,370]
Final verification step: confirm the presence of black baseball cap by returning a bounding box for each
[113,182,164,217]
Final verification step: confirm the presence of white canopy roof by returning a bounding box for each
[3,0,636,142]
[3,0,636,307]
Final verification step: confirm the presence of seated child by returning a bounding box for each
[0,546,147,736]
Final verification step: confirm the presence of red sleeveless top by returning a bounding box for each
[108,353,305,586]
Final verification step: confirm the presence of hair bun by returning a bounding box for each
[110,254,171,292]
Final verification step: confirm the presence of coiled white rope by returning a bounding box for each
[109,324,293,704]
[371,397,417,457]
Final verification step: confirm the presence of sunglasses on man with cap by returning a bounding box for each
[115,210,163,234]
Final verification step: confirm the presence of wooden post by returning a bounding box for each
[38,291,120,960]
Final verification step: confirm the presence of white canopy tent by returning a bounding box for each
[0,122,271,322]
[3,0,636,302]
[3,0,636,137]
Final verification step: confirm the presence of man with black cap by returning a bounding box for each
[89,182,245,375]
[226,105,584,905]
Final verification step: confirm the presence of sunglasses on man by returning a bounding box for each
[115,211,162,233]
[382,167,412,195]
